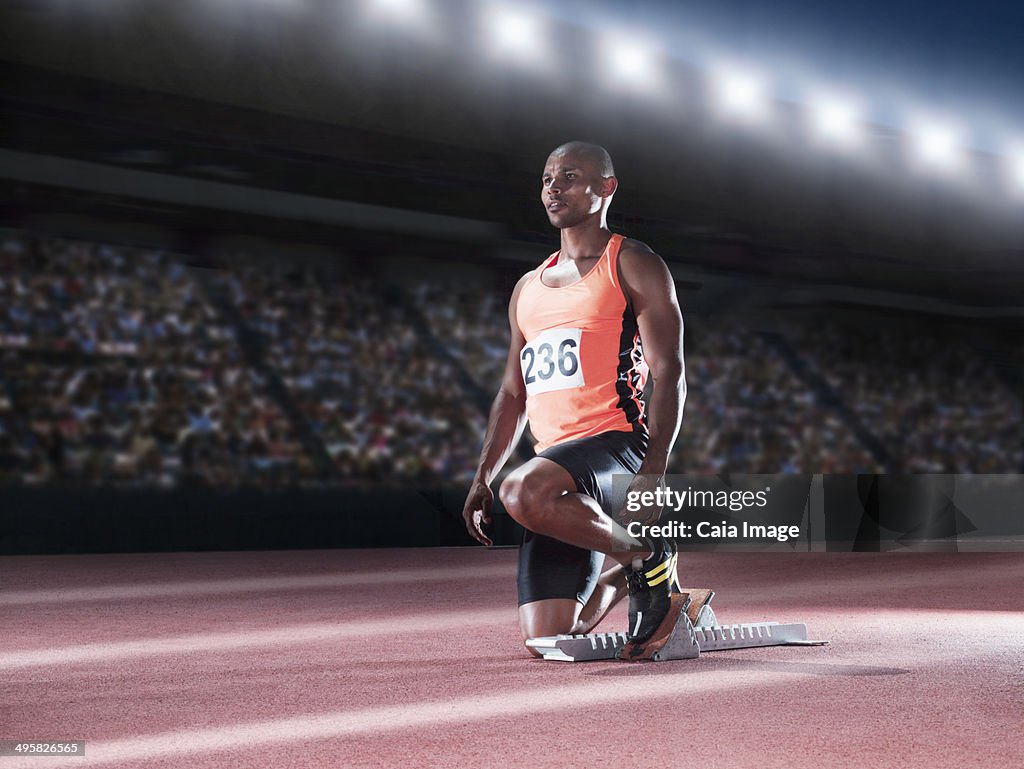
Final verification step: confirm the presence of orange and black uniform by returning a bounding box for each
[516,234,650,606]
[516,232,648,451]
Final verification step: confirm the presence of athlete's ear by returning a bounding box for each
[600,175,618,198]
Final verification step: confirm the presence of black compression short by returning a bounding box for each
[516,429,648,606]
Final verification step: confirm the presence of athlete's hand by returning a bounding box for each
[462,480,494,547]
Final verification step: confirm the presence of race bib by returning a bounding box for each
[520,327,585,395]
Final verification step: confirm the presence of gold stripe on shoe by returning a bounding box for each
[643,554,677,582]
[646,571,672,587]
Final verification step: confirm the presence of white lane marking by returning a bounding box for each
[1,610,1019,767]
[0,608,514,670]
[0,564,514,606]
[0,668,806,768]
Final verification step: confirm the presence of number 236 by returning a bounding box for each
[521,339,579,384]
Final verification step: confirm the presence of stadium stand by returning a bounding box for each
[2,232,1020,488]
[784,319,1024,473]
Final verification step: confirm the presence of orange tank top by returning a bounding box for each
[516,233,649,452]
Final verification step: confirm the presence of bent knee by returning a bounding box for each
[498,474,526,522]
[499,471,555,530]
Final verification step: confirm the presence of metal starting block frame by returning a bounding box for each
[527,596,826,662]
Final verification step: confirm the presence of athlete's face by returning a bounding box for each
[540,152,614,229]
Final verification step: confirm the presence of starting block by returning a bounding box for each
[527,590,827,662]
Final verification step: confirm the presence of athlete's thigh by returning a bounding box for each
[504,455,577,498]
[537,430,648,515]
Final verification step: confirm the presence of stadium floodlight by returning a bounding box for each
[712,67,768,120]
[808,96,863,147]
[606,40,660,86]
[1009,147,1024,192]
[487,5,543,57]
[366,0,430,24]
[909,121,965,171]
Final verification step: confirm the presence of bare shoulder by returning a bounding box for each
[620,237,658,259]
[618,238,671,284]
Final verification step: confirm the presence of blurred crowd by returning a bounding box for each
[2,233,1020,488]
[0,354,309,487]
[786,321,1024,473]
[0,237,229,359]
[0,237,306,487]
[669,320,881,474]
[223,263,485,484]
[412,282,510,392]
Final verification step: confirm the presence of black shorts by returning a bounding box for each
[516,429,648,606]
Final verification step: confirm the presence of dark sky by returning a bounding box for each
[546,0,1024,146]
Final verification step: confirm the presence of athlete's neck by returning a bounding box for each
[558,221,613,263]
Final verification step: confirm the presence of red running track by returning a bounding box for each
[1,548,1023,768]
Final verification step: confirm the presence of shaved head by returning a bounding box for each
[541,141,618,229]
[549,141,615,178]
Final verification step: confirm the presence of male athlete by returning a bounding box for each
[462,141,686,655]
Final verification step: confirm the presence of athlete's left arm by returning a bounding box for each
[619,242,685,479]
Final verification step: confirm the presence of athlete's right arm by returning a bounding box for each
[462,273,532,546]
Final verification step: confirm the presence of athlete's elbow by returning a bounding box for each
[493,384,525,407]
[498,387,527,412]
[650,361,683,385]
